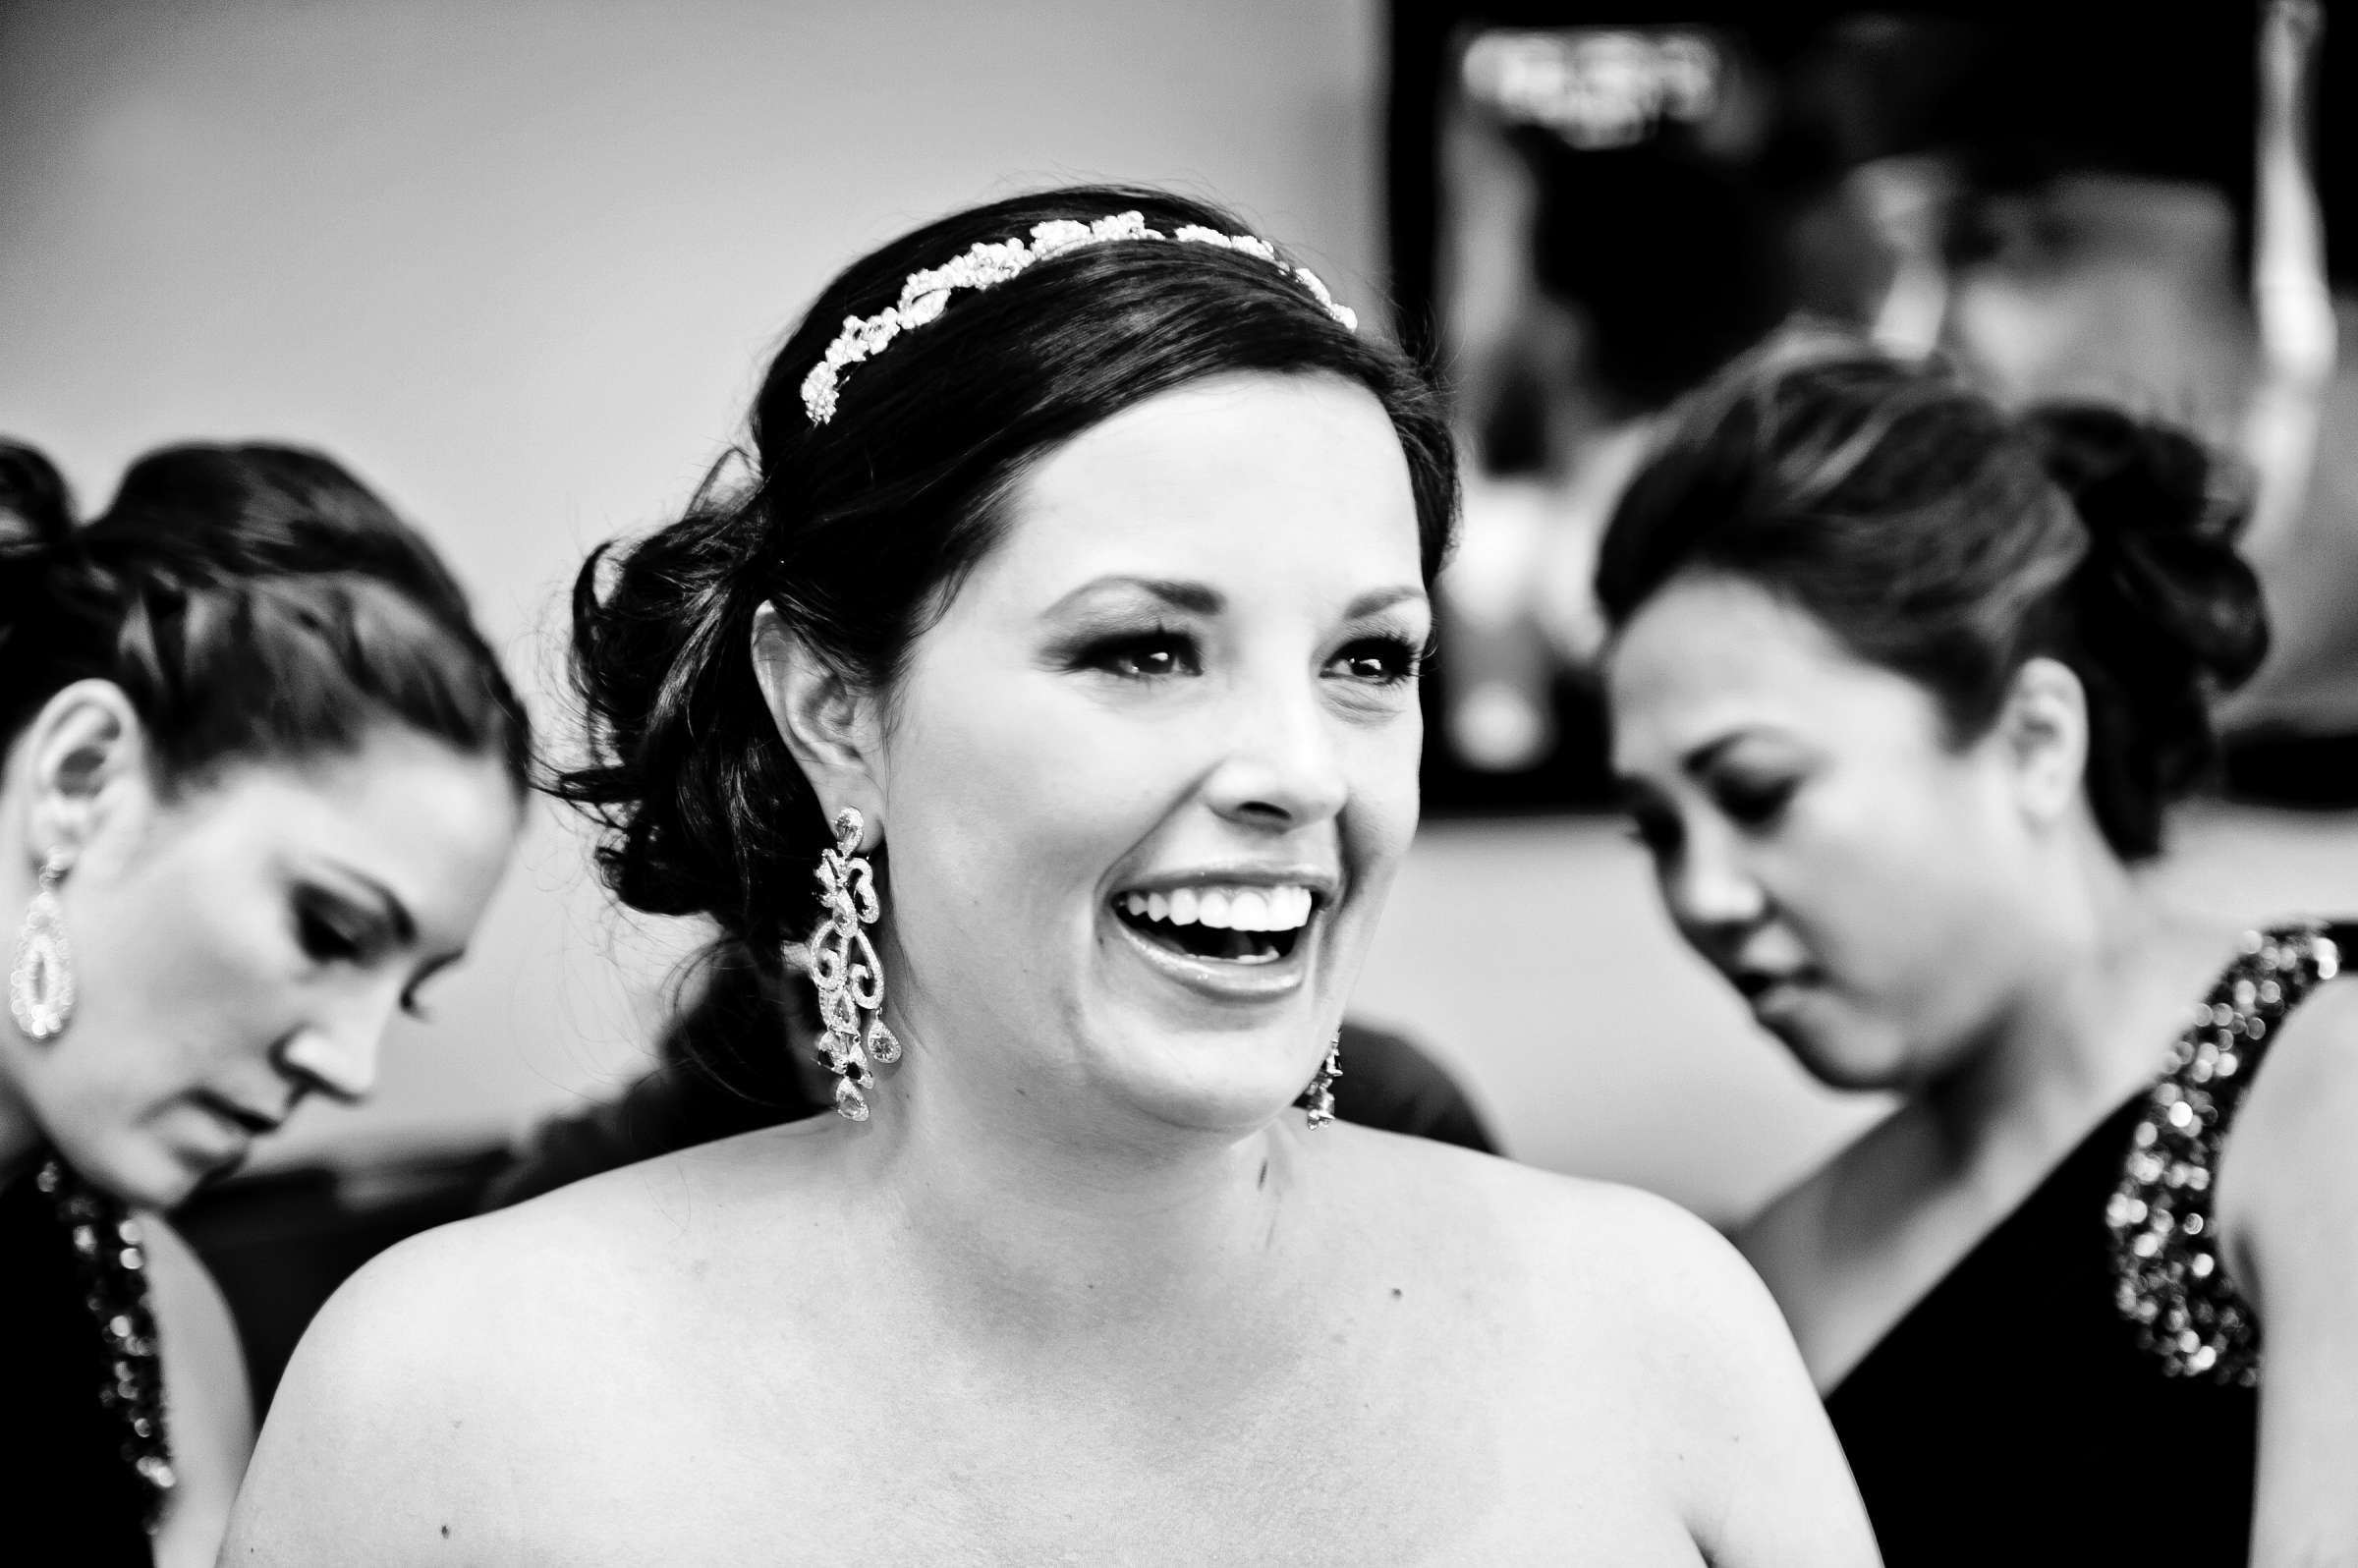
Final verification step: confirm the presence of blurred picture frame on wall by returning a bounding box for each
[1389,0,2358,817]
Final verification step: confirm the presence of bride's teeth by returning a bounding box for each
[1120,883,1319,931]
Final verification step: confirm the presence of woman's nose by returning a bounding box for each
[1203,679,1350,829]
[276,994,394,1104]
[1662,827,1770,938]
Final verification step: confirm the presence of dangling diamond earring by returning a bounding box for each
[1299,1031,1342,1129]
[809,807,899,1121]
[11,850,76,1041]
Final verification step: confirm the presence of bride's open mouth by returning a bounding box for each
[1109,883,1318,966]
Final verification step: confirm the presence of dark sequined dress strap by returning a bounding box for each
[36,1156,178,1526]
[2107,921,2346,1383]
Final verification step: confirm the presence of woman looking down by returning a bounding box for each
[0,439,528,1565]
[1600,340,2358,1565]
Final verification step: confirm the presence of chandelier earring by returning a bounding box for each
[809,807,899,1122]
[11,849,77,1041]
[1299,1031,1342,1129]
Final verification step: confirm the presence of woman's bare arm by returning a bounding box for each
[142,1216,253,1568]
[2221,978,2358,1566]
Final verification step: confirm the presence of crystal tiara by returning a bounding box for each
[798,210,1360,425]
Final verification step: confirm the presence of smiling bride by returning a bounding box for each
[223,187,1878,1566]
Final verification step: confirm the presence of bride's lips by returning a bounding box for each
[1103,868,1338,1002]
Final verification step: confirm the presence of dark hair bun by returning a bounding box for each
[2020,404,2268,841]
[1,438,532,793]
[1598,338,2270,862]
[0,439,75,548]
[2022,404,2269,688]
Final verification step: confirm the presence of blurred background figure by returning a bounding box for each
[0,439,528,1564]
[1399,0,2352,816]
[1599,341,2358,1564]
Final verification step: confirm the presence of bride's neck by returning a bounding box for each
[843,1052,1319,1341]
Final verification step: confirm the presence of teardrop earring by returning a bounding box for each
[808,808,899,1121]
[11,850,76,1041]
[1299,1032,1342,1129]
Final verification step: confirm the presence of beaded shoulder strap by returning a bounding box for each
[2107,922,2343,1383]
[37,1157,177,1530]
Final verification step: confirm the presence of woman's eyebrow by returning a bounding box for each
[1042,576,1225,617]
[1342,585,1428,619]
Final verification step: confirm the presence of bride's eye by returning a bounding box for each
[1079,628,1202,680]
[1325,635,1424,687]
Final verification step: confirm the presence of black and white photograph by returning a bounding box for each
[3,1,2355,1562]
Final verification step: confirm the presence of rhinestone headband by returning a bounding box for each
[798,210,1360,425]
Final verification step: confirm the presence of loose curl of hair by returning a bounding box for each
[1595,339,2267,862]
[0,437,532,797]
[557,185,1457,1098]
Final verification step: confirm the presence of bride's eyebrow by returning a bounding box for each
[1041,576,1224,618]
[1340,586,1428,620]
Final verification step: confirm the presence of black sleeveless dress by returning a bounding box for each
[1825,922,2354,1566]
[1,1158,173,1566]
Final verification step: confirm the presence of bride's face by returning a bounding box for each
[874,371,1428,1132]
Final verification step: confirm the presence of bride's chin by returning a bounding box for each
[1077,1024,1327,1137]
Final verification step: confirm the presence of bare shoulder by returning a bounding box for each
[1338,1133,1878,1566]
[221,1127,835,1564]
[219,1202,590,1561]
[267,1120,834,1380]
[1338,1128,1797,1376]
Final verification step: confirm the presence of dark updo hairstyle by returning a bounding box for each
[1595,339,2267,862]
[559,184,1456,1101]
[0,437,531,796]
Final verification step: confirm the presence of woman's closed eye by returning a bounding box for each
[296,905,365,964]
[294,895,391,970]
[1712,773,1799,830]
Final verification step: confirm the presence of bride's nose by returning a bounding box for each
[1202,672,1349,829]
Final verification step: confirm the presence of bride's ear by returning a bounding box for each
[749,603,887,819]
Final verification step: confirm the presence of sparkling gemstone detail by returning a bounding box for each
[2106,921,2342,1382]
[37,1156,174,1530]
[807,808,899,1120]
[10,856,76,1039]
